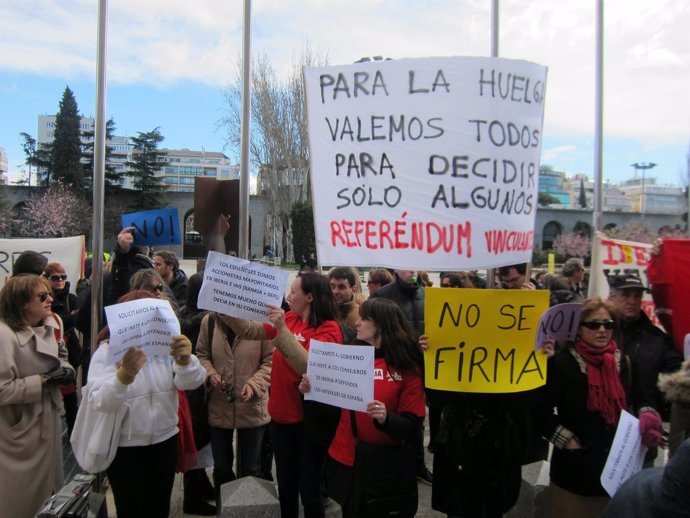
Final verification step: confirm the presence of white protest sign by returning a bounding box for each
[104,298,180,365]
[304,56,547,270]
[198,251,289,323]
[305,340,375,412]
[535,303,582,350]
[1,236,84,291]
[600,410,647,497]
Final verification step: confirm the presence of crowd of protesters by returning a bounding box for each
[1,231,690,518]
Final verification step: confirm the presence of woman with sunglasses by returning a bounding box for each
[129,269,180,313]
[533,298,630,518]
[0,274,76,518]
[44,262,81,435]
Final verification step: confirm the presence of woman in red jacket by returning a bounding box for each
[304,297,426,518]
[223,272,342,518]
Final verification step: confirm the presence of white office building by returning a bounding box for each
[37,115,235,192]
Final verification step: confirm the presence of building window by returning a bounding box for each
[542,221,563,250]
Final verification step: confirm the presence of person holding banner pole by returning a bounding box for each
[219,272,342,518]
[533,298,630,518]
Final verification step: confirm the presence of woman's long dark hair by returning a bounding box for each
[358,298,424,374]
[298,272,339,329]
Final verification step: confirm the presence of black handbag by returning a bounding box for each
[350,411,418,518]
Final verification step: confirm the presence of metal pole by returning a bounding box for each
[491,0,499,57]
[487,0,499,289]
[593,0,604,233]
[90,0,108,349]
[588,0,604,300]
[238,0,252,259]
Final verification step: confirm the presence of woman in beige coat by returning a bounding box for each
[0,274,75,518]
[196,312,273,498]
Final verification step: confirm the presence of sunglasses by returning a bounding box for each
[580,319,615,331]
[49,274,68,282]
[38,292,51,303]
[149,284,164,292]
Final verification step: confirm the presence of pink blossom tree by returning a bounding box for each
[552,232,592,258]
[604,222,686,244]
[14,181,91,238]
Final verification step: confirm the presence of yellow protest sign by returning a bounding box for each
[424,288,549,393]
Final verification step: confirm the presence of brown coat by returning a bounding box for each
[0,317,74,518]
[196,314,273,429]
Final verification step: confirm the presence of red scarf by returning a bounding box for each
[574,338,627,425]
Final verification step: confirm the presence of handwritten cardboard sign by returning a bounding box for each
[197,251,289,323]
[1,236,85,291]
[535,303,582,350]
[304,56,548,270]
[424,288,549,393]
[121,207,181,246]
[305,340,375,412]
[104,298,180,365]
[601,411,646,497]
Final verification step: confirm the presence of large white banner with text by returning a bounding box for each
[304,56,547,270]
[0,236,85,291]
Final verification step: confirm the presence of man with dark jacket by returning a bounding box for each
[154,250,188,307]
[609,274,682,415]
[371,270,424,335]
[609,273,683,462]
[76,227,155,382]
[372,270,432,484]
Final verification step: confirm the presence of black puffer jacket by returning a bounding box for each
[617,312,682,414]
[371,274,424,336]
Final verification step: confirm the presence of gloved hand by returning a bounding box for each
[43,366,76,386]
[170,335,192,366]
[116,348,146,385]
[639,409,663,448]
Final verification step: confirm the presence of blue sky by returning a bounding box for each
[1,0,688,186]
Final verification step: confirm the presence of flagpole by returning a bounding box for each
[238,0,252,259]
[90,0,108,348]
[486,0,499,288]
[589,0,605,298]
[593,0,604,233]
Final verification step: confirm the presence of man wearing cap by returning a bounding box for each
[608,274,682,458]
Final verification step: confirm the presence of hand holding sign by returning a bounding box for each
[104,298,181,365]
[198,252,288,323]
[121,208,181,246]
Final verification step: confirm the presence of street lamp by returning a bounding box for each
[630,162,657,219]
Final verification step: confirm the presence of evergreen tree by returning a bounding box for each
[19,132,51,186]
[126,127,167,210]
[50,86,84,193]
[82,118,123,193]
[290,201,315,261]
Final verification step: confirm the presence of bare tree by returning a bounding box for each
[218,48,327,261]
